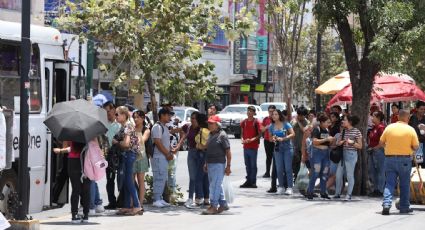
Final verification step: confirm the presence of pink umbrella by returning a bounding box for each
[327,73,425,107]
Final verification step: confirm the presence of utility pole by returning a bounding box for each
[315,35,322,112]
[17,0,31,220]
[77,41,82,99]
[265,13,270,103]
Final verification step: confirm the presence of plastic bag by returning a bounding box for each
[415,143,424,164]
[223,176,235,204]
[295,163,310,191]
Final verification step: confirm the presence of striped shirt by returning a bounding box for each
[342,127,362,151]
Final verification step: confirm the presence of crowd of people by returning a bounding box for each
[54,99,425,223]
[53,101,233,223]
[239,101,423,216]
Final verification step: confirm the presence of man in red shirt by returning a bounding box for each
[240,106,262,188]
[368,111,386,196]
[262,105,277,192]
[261,105,276,177]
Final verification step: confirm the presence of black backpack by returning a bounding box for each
[330,129,345,164]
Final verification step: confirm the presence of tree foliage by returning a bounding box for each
[315,0,425,194]
[293,24,345,107]
[266,0,308,112]
[58,0,226,118]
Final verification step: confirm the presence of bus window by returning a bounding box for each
[53,69,67,104]
[0,42,42,112]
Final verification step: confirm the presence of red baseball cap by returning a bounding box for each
[208,115,221,123]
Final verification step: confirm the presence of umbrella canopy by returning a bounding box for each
[327,73,425,107]
[44,99,109,143]
[315,71,351,95]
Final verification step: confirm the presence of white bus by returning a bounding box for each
[0,20,74,217]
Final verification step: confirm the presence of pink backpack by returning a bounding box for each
[82,139,108,181]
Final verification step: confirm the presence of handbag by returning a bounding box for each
[415,143,424,164]
[330,129,345,164]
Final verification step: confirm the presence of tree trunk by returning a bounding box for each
[350,61,380,195]
[146,73,158,122]
[334,13,381,195]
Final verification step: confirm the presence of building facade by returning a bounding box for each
[0,0,45,25]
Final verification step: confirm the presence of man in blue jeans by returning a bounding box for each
[379,110,419,215]
[240,106,262,188]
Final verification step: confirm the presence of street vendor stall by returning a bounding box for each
[326,72,425,107]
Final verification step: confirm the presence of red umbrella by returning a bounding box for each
[327,73,425,107]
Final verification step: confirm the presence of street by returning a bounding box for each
[33,138,425,230]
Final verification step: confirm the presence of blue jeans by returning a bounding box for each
[368,148,386,193]
[335,149,358,196]
[274,142,293,188]
[198,151,209,199]
[152,154,169,202]
[244,148,258,185]
[307,147,330,194]
[187,149,201,199]
[123,151,140,208]
[382,156,412,211]
[207,163,227,208]
[90,181,102,209]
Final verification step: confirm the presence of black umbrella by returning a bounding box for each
[44,99,109,143]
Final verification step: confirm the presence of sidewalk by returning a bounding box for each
[37,175,425,230]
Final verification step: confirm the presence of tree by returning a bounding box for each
[315,0,425,194]
[58,0,224,120]
[266,0,308,113]
[293,24,345,107]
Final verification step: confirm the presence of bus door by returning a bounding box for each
[44,60,71,207]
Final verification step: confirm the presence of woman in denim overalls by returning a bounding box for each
[269,110,295,195]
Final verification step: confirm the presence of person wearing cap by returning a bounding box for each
[203,115,232,215]
[151,108,178,208]
[161,102,183,199]
[240,106,262,188]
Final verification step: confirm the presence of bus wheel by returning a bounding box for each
[0,170,18,218]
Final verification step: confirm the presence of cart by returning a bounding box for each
[395,161,425,209]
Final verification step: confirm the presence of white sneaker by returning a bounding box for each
[88,209,96,216]
[284,188,293,195]
[184,199,193,208]
[344,195,352,201]
[160,200,171,207]
[95,204,105,213]
[153,200,165,208]
[277,187,285,195]
[195,198,204,206]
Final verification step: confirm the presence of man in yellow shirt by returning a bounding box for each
[379,109,419,215]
